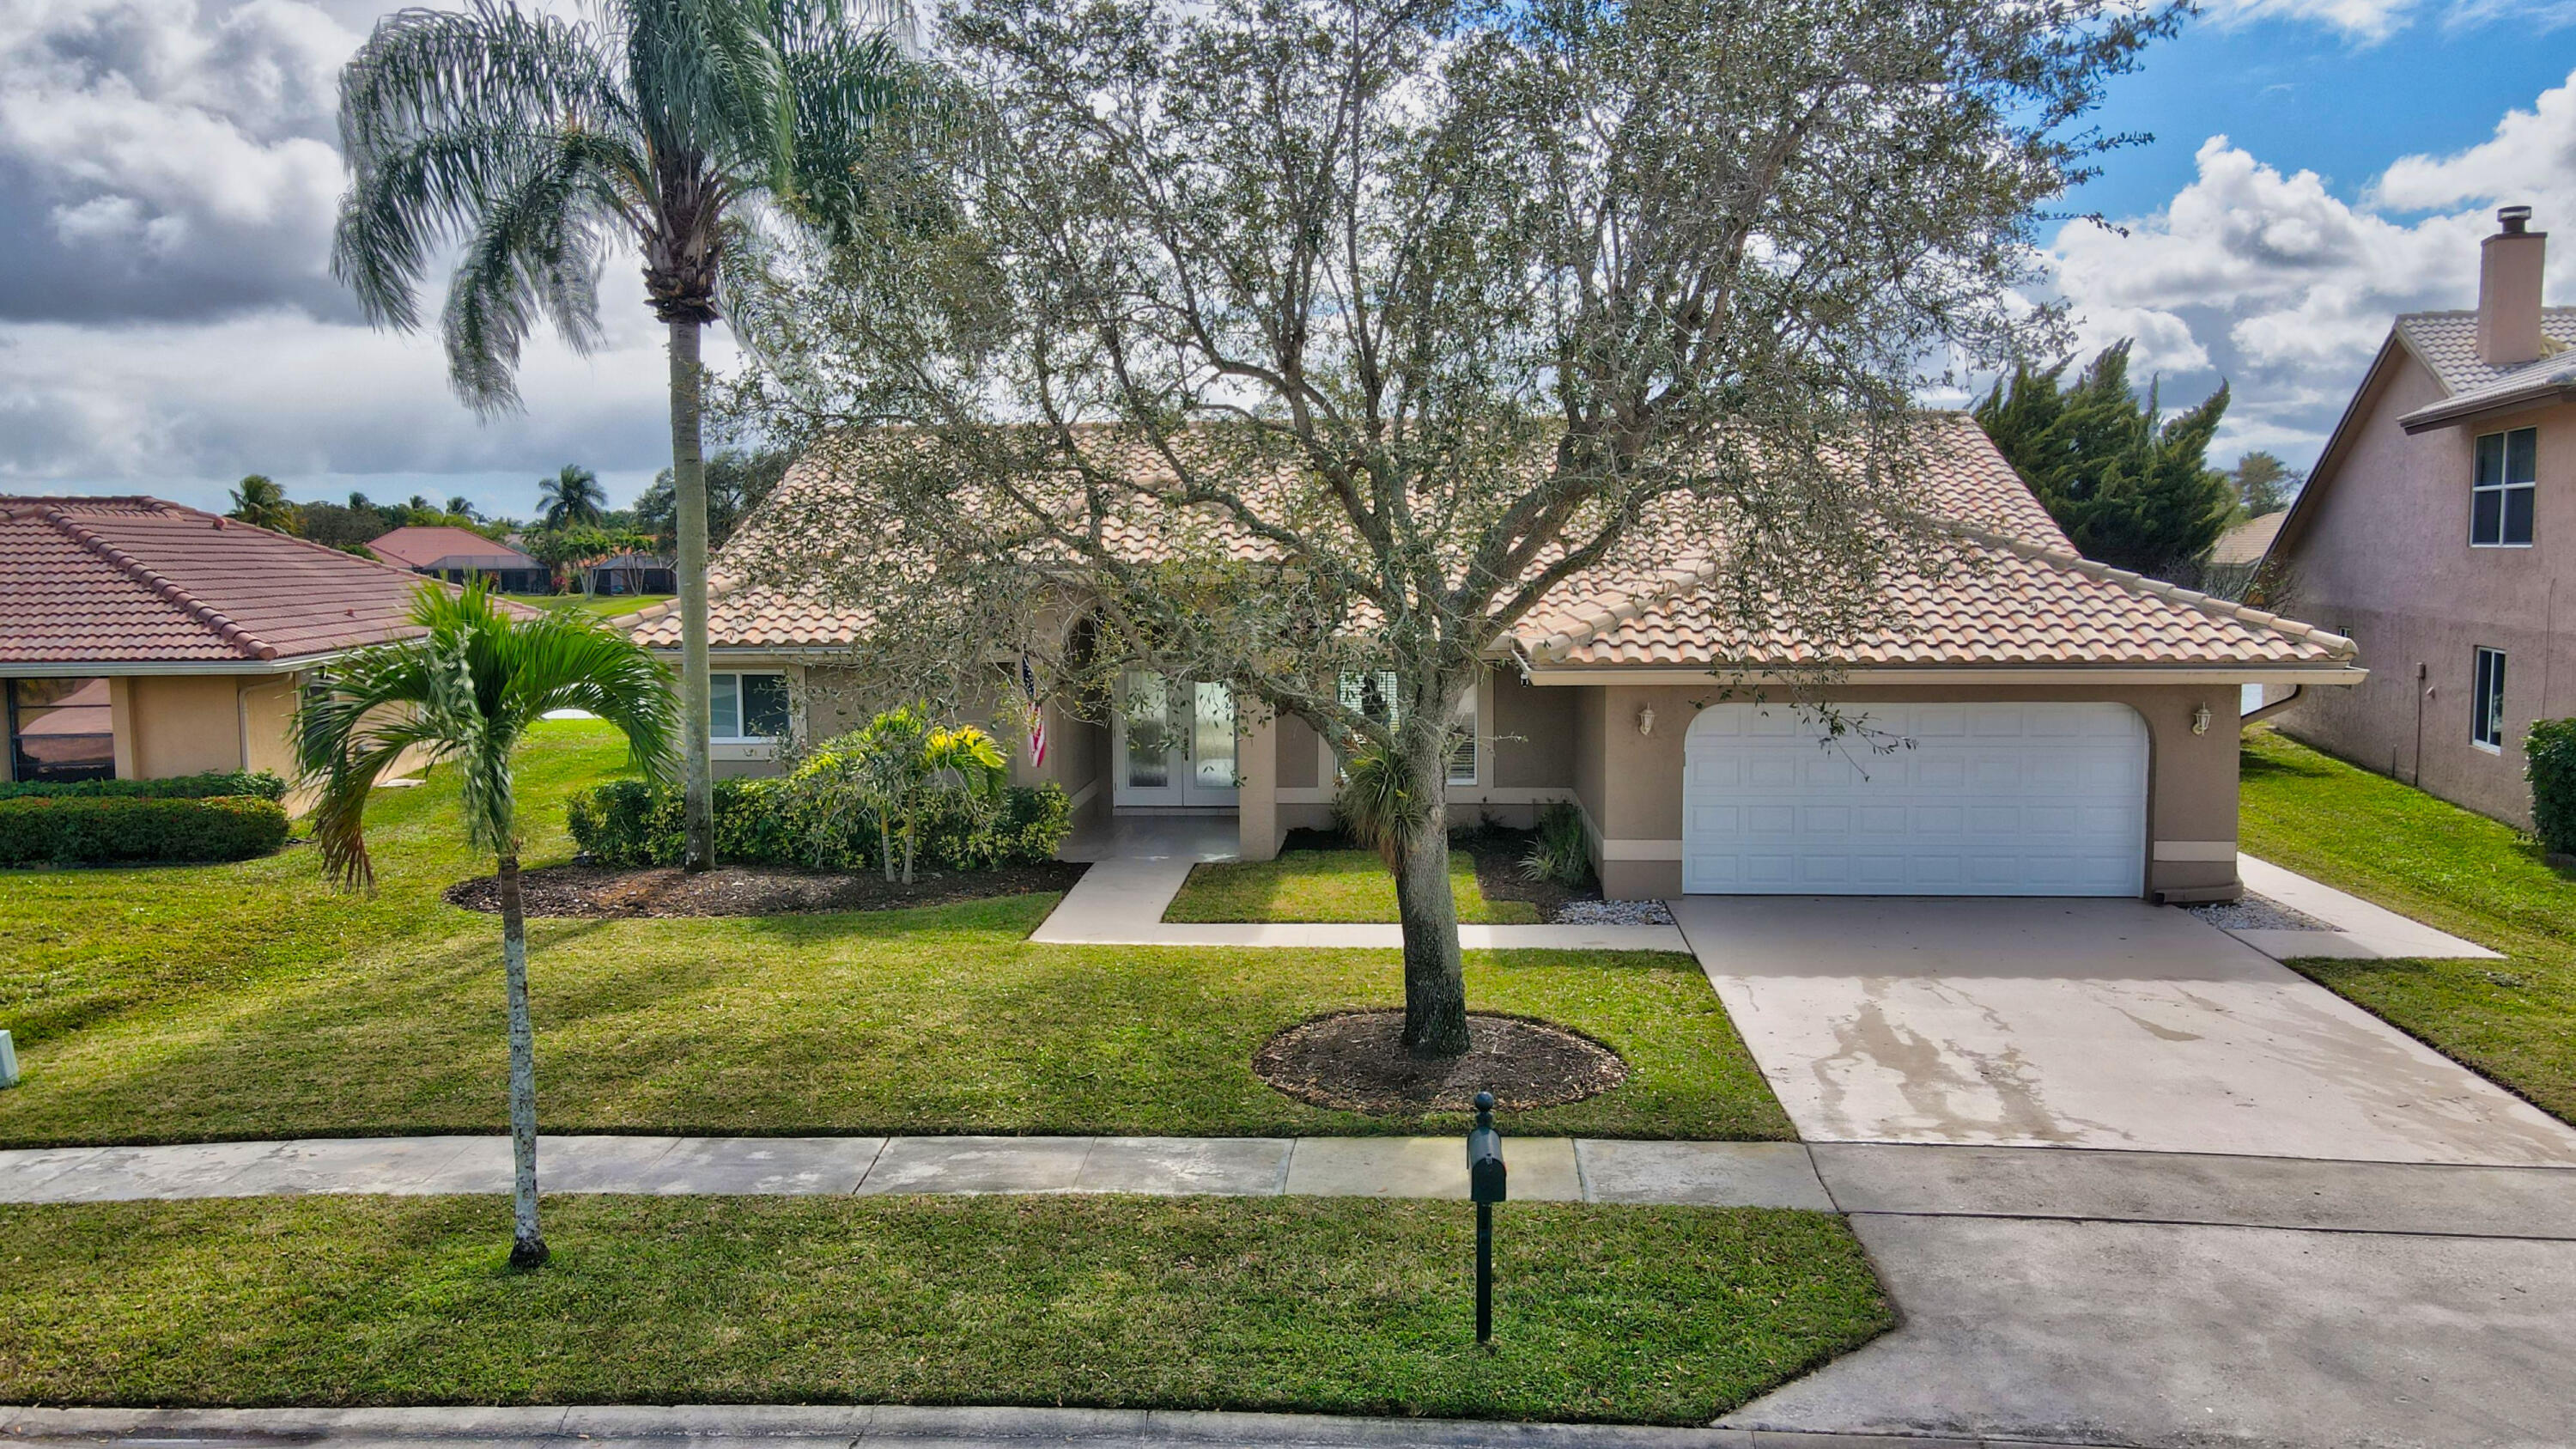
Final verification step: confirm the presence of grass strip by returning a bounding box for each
[0,1194,1890,1424]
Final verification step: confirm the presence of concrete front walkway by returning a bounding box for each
[1675,893,2576,1165]
[1030,855,1691,952]
[0,1132,1832,1209]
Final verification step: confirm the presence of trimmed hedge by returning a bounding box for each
[0,770,288,802]
[2526,717,2576,855]
[568,776,1073,874]
[0,795,291,865]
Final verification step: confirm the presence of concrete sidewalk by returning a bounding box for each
[1029,856,1691,953]
[0,1404,2111,1449]
[0,1132,1832,1209]
[2229,854,2503,960]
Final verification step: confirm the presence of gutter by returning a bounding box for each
[2240,683,2306,726]
[1516,666,2369,687]
[0,654,349,679]
[2399,376,2576,434]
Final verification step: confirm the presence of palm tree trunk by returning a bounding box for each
[1394,727,1470,1058]
[878,816,896,883]
[671,318,715,873]
[497,847,548,1269]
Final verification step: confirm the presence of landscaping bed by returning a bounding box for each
[1255,1010,1627,1112]
[447,861,1088,917]
[2239,726,2576,1124]
[1167,828,1662,926]
[0,1194,1891,1423]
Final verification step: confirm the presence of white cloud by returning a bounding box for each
[2197,0,2423,42]
[2044,71,2576,464]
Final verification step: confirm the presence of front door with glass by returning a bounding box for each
[1113,671,1238,807]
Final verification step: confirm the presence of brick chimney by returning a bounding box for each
[2477,205,2548,368]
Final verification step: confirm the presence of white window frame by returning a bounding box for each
[710,671,792,743]
[2473,647,2507,753]
[2471,427,2537,548]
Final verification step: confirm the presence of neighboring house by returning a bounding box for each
[630,417,2360,903]
[2263,206,2576,827]
[584,552,676,596]
[368,526,548,594]
[0,496,444,788]
[2203,510,2287,602]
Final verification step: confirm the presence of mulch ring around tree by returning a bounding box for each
[1254,1009,1628,1114]
[445,861,1089,918]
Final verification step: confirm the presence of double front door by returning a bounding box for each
[1113,671,1237,807]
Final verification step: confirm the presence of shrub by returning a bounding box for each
[567,776,1072,874]
[2526,718,2576,856]
[0,769,287,802]
[0,795,290,865]
[1520,800,1593,887]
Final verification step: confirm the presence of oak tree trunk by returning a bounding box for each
[1394,723,1469,1057]
[671,318,715,872]
[497,848,547,1269]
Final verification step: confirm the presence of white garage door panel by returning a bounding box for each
[1682,703,2147,897]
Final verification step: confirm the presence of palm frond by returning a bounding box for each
[440,146,614,411]
[296,582,681,887]
[611,0,793,183]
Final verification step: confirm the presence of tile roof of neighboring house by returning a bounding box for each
[368,525,539,571]
[2392,307,2576,432]
[2,496,450,666]
[2208,510,2288,568]
[628,417,2352,673]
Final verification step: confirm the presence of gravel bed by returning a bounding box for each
[1552,898,1678,926]
[2185,892,2338,932]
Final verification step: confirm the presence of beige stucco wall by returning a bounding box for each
[2274,356,2576,828]
[1564,679,2247,902]
[126,675,250,778]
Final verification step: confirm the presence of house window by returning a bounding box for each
[1335,669,1479,785]
[710,673,790,742]
[2473,647,2507,752]
[2472,427,2537,547]
[9,678,115,782]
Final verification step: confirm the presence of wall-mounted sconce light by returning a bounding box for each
[1637,706,1656,737]
[2191,703,2212,735]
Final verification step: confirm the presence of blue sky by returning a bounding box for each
[1,0,2572,520]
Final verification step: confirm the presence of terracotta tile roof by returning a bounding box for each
[1515,526,2356,668]
[628,417,2347,673]
[1,496,450,666]
[368,525,539,571]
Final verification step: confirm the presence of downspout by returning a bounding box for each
[2239,684,2305,727]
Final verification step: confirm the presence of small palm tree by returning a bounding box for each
[228,475,299,533]
[298,583,677,1269]
[537,466,606,530]
[799,706,1005,884]
[333,0,914,875]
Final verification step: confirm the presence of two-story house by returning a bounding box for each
[2266,206,2576,826]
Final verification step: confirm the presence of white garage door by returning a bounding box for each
[1682,702,2148,896]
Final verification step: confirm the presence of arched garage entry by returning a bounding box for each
[1680,701,2148,896]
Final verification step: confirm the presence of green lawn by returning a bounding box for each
[502,592,671,618]
[0,722,1786,1146]
[0,1195,1887,1422]
[1169,849,1540,924]
[2240,726,2576,1123]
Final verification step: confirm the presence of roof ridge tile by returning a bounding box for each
[38,504,281,661]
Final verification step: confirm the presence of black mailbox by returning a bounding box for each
[1467,1091,1506,1202]
[1467,1089,1504,1343]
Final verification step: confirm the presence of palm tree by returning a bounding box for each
[537,466,607,529]
[799,706,1005,885]
[297,583,677,1269]
[446,495,482,521]
[331,0,912,874]
[228,474,299,533]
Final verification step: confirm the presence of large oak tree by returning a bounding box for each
[730,0,2173,1056]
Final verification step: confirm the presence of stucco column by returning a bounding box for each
[108,677,138,779]
[1236,700,1281,861]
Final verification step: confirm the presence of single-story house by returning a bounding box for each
[627,417,2363,902]
[369,525,548,594]
[1,496,447,790]
[584,551,676,596]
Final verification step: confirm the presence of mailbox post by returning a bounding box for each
[1467,1089,1505,1343]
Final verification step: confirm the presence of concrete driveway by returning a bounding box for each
[1673,895,2576,1165]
